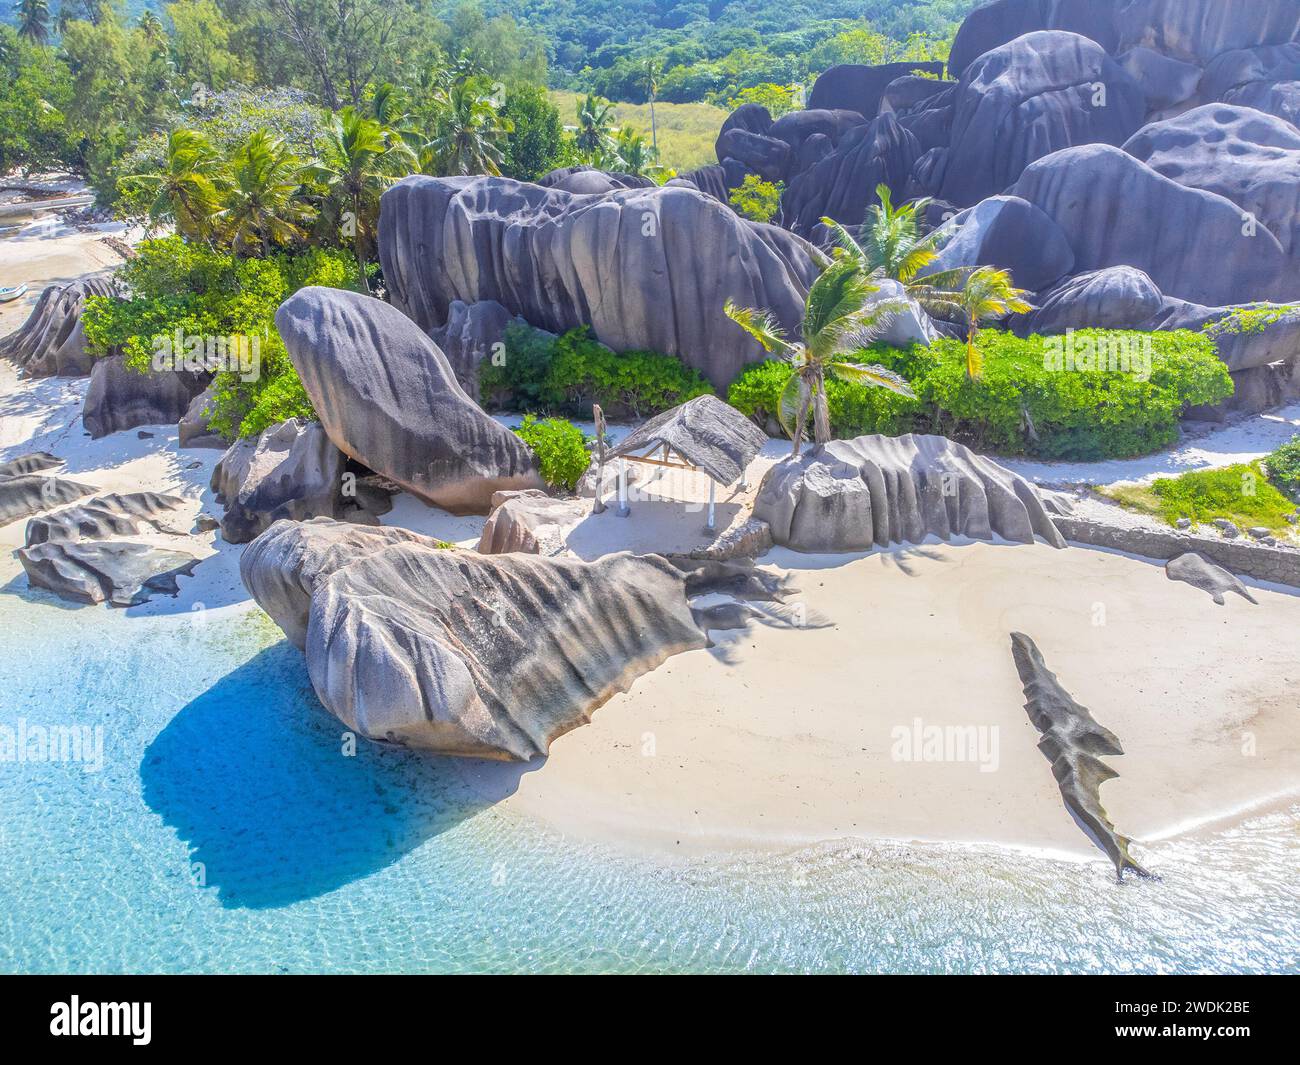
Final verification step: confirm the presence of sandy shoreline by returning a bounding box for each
[3,224,1299,877]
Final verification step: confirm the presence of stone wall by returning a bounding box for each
[1053,516,1300,588]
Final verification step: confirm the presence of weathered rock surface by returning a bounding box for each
[19,540,199,606]
[754,433,1067,552]
[379,175,824,389]
[276,286,543,512]
[807,62,946,116]
[1116,45,1201,111]
[0,452,62,479]
[1010,632,1153,880]
[923,194,1075,292]
[782,113,920,236]
[476,489,585,555]
[239,517,427,648]
[178,383,225,449]
[668,164,729,201]
[948,0,1121,77]
[210,417,348,543]
[24,491,185,545]
[427,298,522,396]
[940,32,1146,208]
[1119,2,1300,66]
[537,165,656,194]
[1165,552,1259,605]
[1222,80,1300,128]
[0,275,116,377]
[0,473,96,526]
[1012,266,1167,333]
[1200,43,1300,102]
[1011,144,1296,306]
[715,126,792,183]
[82,354,208,439]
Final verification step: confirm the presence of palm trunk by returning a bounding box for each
[812,372,831,444]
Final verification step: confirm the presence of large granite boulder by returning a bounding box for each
[210,417,349,543]
[0,275,116,377]
[1116,46,1201,112]
[0,472,96,526]
[1011,266,1167,334]
[891,84,958,154]
[276,286,543,512]
[807,62,946,117]
[718,102,774,138]
[753,433,1066,553]
[241,518,709,760]
[668,164,729,201]
[922,194,1075,292]
[940,32,1146,207]
[1123,104,1300,254]
[378,175,823,389]
[25,491,185,545]
[1222,81,1300,128]
[948,0,1121,77]
[1010,144,1296,306]
[177,382,226,449]
[0,452,61,479]
[1201,43,1300,104]
[714,127,792,183]
[864,279,939,347]
[82,354,208,439]
[536,166,655,194]
[781,113,920,237]
[476,489,585,556]
[1120,4,1300,66]
[427,298,522,397]
[767,109,868,159]
[19,540,198,607]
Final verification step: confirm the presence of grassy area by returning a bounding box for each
[549,91,726,173]
[1100,462,1298,533]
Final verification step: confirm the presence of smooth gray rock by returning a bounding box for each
[427,299,523,397]
[1164,301,1300,373]
[476,489,585,556]
[807,62,946,117]
[178,382,226,449]
[1166,552,1259,605]
[82,354,208,439]
[767,109,868,160]
[1125,104,1300,254]
[1012,266,1167,333]
[753,433,1067,552]
[0,275,116,377]
[239,517,428,648]
[923,194,1075,292]
[1009,632,1153,880]
[894,83,958,155]
[668,164,729,201]
[276,286,543,512]
[536,166,655,194]
[941,32,1146,208]
[1011,144,1296,306]
[1213,518,1242,538]
[1222,81,1300,128]
[1116,46,1201,111]
[863,278,939,347]
[0,473,95,526]
[292,534,708,760]
[19,540,199,607]
[1182,37,1300,88]
[718,102,774,138]
[210,417,348,544]
[714,127,792,183]
[0,452,62,479]
[879,76,955,116]
[24,491,185,545]
[781,113,920,236]
[948,0,1121,77]
[378,175,824,389]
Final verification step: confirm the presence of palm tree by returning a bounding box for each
[644,58,661,155]
[219,129,312,257]
[308,106,416,287]
[725,259,915,457]
[922,266,1034,380]
[425,78,511,176]
[614,127,660,179]
[124,128,226,242]
[575,93,618,166]
[137,10,166,49]
[14,0,51,45]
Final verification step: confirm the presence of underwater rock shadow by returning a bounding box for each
[139,641,537,908]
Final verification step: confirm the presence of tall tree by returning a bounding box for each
[425,77,511,176]
[219,128,312,256]
[574,93,617,166]
[644,57,660,154]
[14,0,51,46]
[123,127,225,241]
[725,259,915,456]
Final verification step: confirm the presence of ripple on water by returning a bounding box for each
[0,593,1296,974]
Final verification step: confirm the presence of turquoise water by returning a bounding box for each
[0,585,1297,974]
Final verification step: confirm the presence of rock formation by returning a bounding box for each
[753,433,1066,553]
[1009,632,1153,881]
[476,489,585,556]
[922,195,1075,293]
[427,298,524,396]
[82,354,208,439]
[377,175,824,388]
[0,472,96,527]
[0,452,62,479]
[19,540,198,607]
[24,491,186,545]
[808,62,946,115]
[1165,552,1259,604]
[0,275,116,377]
[178,383,226,449]
[275,286,543,512]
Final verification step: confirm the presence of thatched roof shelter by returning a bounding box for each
[606,395,767,486]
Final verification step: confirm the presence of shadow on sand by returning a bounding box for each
[139,641,539,908]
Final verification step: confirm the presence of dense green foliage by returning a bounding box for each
[481,324,713,418]
[728,329,1233,460]
[80,236,361,439]
[512,414,590,491]
[1264,437,1300,500]
[1104,464,1297,533]
[728,174,783,223]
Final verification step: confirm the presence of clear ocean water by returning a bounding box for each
[1,587,1297,975]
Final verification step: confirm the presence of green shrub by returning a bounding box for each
[1102,463,1297,532]
[1264,437,1300,500]
[81,236,361,440]
[728,175,784,223]
[482,325,713,418]
[513,415,590,491]
[725,328,1232,460]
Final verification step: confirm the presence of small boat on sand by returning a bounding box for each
[0,284,29,303]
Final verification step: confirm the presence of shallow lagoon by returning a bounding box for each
[1,589,1296,975]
